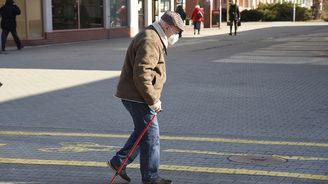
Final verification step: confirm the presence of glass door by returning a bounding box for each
[138,0,145,31]
[52,0,78,30]
[26,0,43,38]
[152,0,159,22]
[80,0,104,28]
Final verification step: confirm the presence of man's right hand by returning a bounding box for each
[149,100,162,113]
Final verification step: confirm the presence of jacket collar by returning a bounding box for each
[151,21,168,50]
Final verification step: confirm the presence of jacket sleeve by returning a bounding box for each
[229,6,232,16]
[201,10,205,20]
[237,6,240,18]
[191,9,195,20]
[181,12,186,20]
[13,5,21,15]
[133,37,161,105]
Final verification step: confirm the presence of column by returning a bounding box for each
[43,0,53,32]
[104,0,110,29]
[130,0,139,36]
[145,0,152,26]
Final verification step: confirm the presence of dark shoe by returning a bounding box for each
[234,32,237,36]
[18,45,24,50]
[229,33,232,36]
[107,161,131,182]
[1,48,5,51]
[143,177,172,184]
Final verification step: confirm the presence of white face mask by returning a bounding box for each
[168,34,179,46]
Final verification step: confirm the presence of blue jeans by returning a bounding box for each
[111,100,160,182]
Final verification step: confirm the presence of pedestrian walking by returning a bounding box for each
[0,0,23,51]
[117,5,127,26]
[107,11,184,184]
[228,0,240,36]
[190,5,204,35]
[175,5,186,38]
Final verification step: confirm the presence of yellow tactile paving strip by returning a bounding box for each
[1,131,327,181]
[0,157,327,181]
[163,149,328,161]
[1,131,327,147]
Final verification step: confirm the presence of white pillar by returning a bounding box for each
[104,0,110,29]
[171,0,175,11]
[43,0,53,32]
[145,0,152,26]
[130,0,139,36]
[219,0,222,27]
[293,0,296,22]
[158,0,163,18]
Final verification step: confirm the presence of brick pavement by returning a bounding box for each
[0,22,328,184]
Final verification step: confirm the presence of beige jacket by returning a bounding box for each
[115,23,167,105]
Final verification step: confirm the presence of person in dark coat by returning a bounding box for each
[0,0,23,51]
[175,5,186,38]
[228,0,240,36]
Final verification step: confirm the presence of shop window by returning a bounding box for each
[110,0,128,27]
[52,0,78,30]
[160,0,170,12]
[80,0,103,28]
[52,0,104,30]
[138,0,144,30]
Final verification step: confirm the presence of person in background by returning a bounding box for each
[190,5,204,35]
[108,11,184,184]
[0,0,23,51]
[117,5,127,26]
[175,5,186,38]
[228,0,240,36]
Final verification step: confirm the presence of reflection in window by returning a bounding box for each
[27,0,43,38]
[80,0,103,28]
[110,0,128,27]
[52,0,104,30]
[52,0,78,30]
[160,0,170,12]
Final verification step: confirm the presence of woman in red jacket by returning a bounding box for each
[190,5,204,35]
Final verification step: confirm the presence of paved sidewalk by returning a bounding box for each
[0,22,328,184]
[182,21,328,37]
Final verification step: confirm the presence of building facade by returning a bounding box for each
[1,0,312,46]
[1,0,176,46]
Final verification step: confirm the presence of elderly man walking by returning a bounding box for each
[107,11,184,184]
